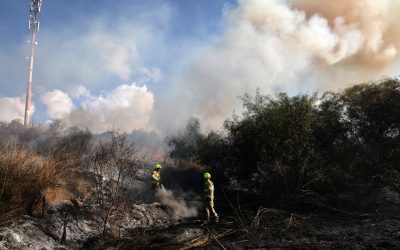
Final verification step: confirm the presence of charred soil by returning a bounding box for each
[95,209,400,250]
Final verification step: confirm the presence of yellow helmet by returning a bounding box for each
[154,164,162,169]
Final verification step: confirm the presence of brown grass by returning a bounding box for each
[0,148,58,221]
[0,146,92,222]
[42,187,73,207]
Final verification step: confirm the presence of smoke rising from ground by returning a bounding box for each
[4,0,399,133]
[153,0,400,132]
[0,96,33,122]
[41,90,75,120]
[41,84,154,133]
[293,0,399,65]
[156,188,198,218]
[292,0,400,90]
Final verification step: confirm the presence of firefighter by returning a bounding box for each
[152,164,162,195]
[203,172,219,223]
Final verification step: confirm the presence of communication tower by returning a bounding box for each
[24,0,42,128]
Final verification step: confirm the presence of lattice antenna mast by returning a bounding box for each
[24,0,42,128]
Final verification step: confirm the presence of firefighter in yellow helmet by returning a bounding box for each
[203,172,219,223]
[152,164,162,195]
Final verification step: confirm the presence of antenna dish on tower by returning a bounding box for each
[24,0,43,128]
[28,0,42,31]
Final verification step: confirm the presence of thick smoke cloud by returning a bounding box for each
[153,0,400,132]
[42,84,154,133]
[41,90,75,120]
[293,0,399,65]
[23,3,171,93]
[292,0,400,88]
[0,96,33,122]
[12,0,399,133]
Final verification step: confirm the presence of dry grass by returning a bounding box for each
[71,178,92,199]
[0,146,92,222]
[175,208,305,250]
[0,148,58,221]
[41,187,73,207]
[178,228,236,250]
[0,122,93,223]
[249,207,285,230]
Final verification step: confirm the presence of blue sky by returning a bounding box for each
[0,0,234,45]
[0,0,399,133]
[0,0,234,93]
[0,0,236,127]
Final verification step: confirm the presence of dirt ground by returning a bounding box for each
[1,202,399,249]
[95,210,400,250]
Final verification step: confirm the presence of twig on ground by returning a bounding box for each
[207,227,226,250]
[222,189,248,232]
[179,228,236,250]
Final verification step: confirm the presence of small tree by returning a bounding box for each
[223,92,325,207]
[88,131,141,235]
[168,117,204,164]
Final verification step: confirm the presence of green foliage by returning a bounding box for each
[168,117,225,168]
[341,79,400,179]
[168,118,203,162]
[232,79,400,204]
[168,78,400,209]
[224,92,322,201]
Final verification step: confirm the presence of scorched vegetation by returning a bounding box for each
[0,78,399,249]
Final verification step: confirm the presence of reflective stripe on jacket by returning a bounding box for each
[152,170,160,184]
[204,179,214,199]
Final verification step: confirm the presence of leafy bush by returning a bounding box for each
[168,78,400,210]
[224,92,323,204]
[167,118,226,183]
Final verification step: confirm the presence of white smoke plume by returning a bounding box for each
[42,83,154,133]
[93,34,140,81]
[0,96,33,122]
[137,67,164,83]
[293,0,399,64]
[155,188,198,218]
[153,0,400,132]
[41,90,75,120]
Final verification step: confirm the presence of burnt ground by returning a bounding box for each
[1,201,399,249]
[1,168,399,250]
[95,209,400,250]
